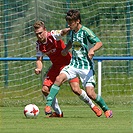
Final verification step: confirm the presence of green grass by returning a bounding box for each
[0,105,132,133]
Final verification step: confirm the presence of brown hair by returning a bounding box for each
[33,20,46,29]
[65,9,81,24]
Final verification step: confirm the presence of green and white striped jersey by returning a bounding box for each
[69,26,101,70]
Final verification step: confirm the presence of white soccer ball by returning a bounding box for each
[24,104,39,118]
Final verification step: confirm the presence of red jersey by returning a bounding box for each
[36,30,71,66]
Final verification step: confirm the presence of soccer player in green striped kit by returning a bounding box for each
[45,9,113,118]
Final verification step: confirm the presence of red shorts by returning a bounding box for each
[69,77,79,83]
[43,65,79,87]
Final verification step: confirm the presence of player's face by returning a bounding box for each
[35,27,47,43]
[67,20,80,32]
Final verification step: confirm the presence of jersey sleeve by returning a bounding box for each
[51,30,62,40]
[86,29,101,44]
[36,42,43,57]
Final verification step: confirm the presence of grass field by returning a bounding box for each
[0,105,132,133]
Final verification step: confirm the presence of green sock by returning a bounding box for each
[46,84,60,106]
[94,95,109,112]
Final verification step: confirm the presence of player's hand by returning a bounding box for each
[61,49,68,56]
[88,54,94,60]
[88,49,94,60]
[61,28,71,36]
[35,68,41,75]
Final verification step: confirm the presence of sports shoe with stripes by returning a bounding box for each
[48,112,63,118]
[104,110,113,118]
[45,106,52,115]
[92,105,102,117]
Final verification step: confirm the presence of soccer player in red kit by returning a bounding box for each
[33,20,102,117]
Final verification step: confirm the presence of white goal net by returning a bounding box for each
[0,0,133,106]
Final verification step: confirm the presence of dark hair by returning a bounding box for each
[65,9,81,24]
[33,20,46,29]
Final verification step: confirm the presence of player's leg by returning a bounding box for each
[83,69,113,118]
[69,78,102,117]
[45,65,69,115]
[45,72,67,108]
[45,66,71,115]
[43,66,63,117]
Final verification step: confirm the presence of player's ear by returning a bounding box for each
[77,19,80,24]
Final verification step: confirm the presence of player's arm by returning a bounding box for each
[35,56,43,75]
[51,28,70,40]
[88,41,103,59]
[61,40,72,56]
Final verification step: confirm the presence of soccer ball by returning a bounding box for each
[24,104,39,118]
